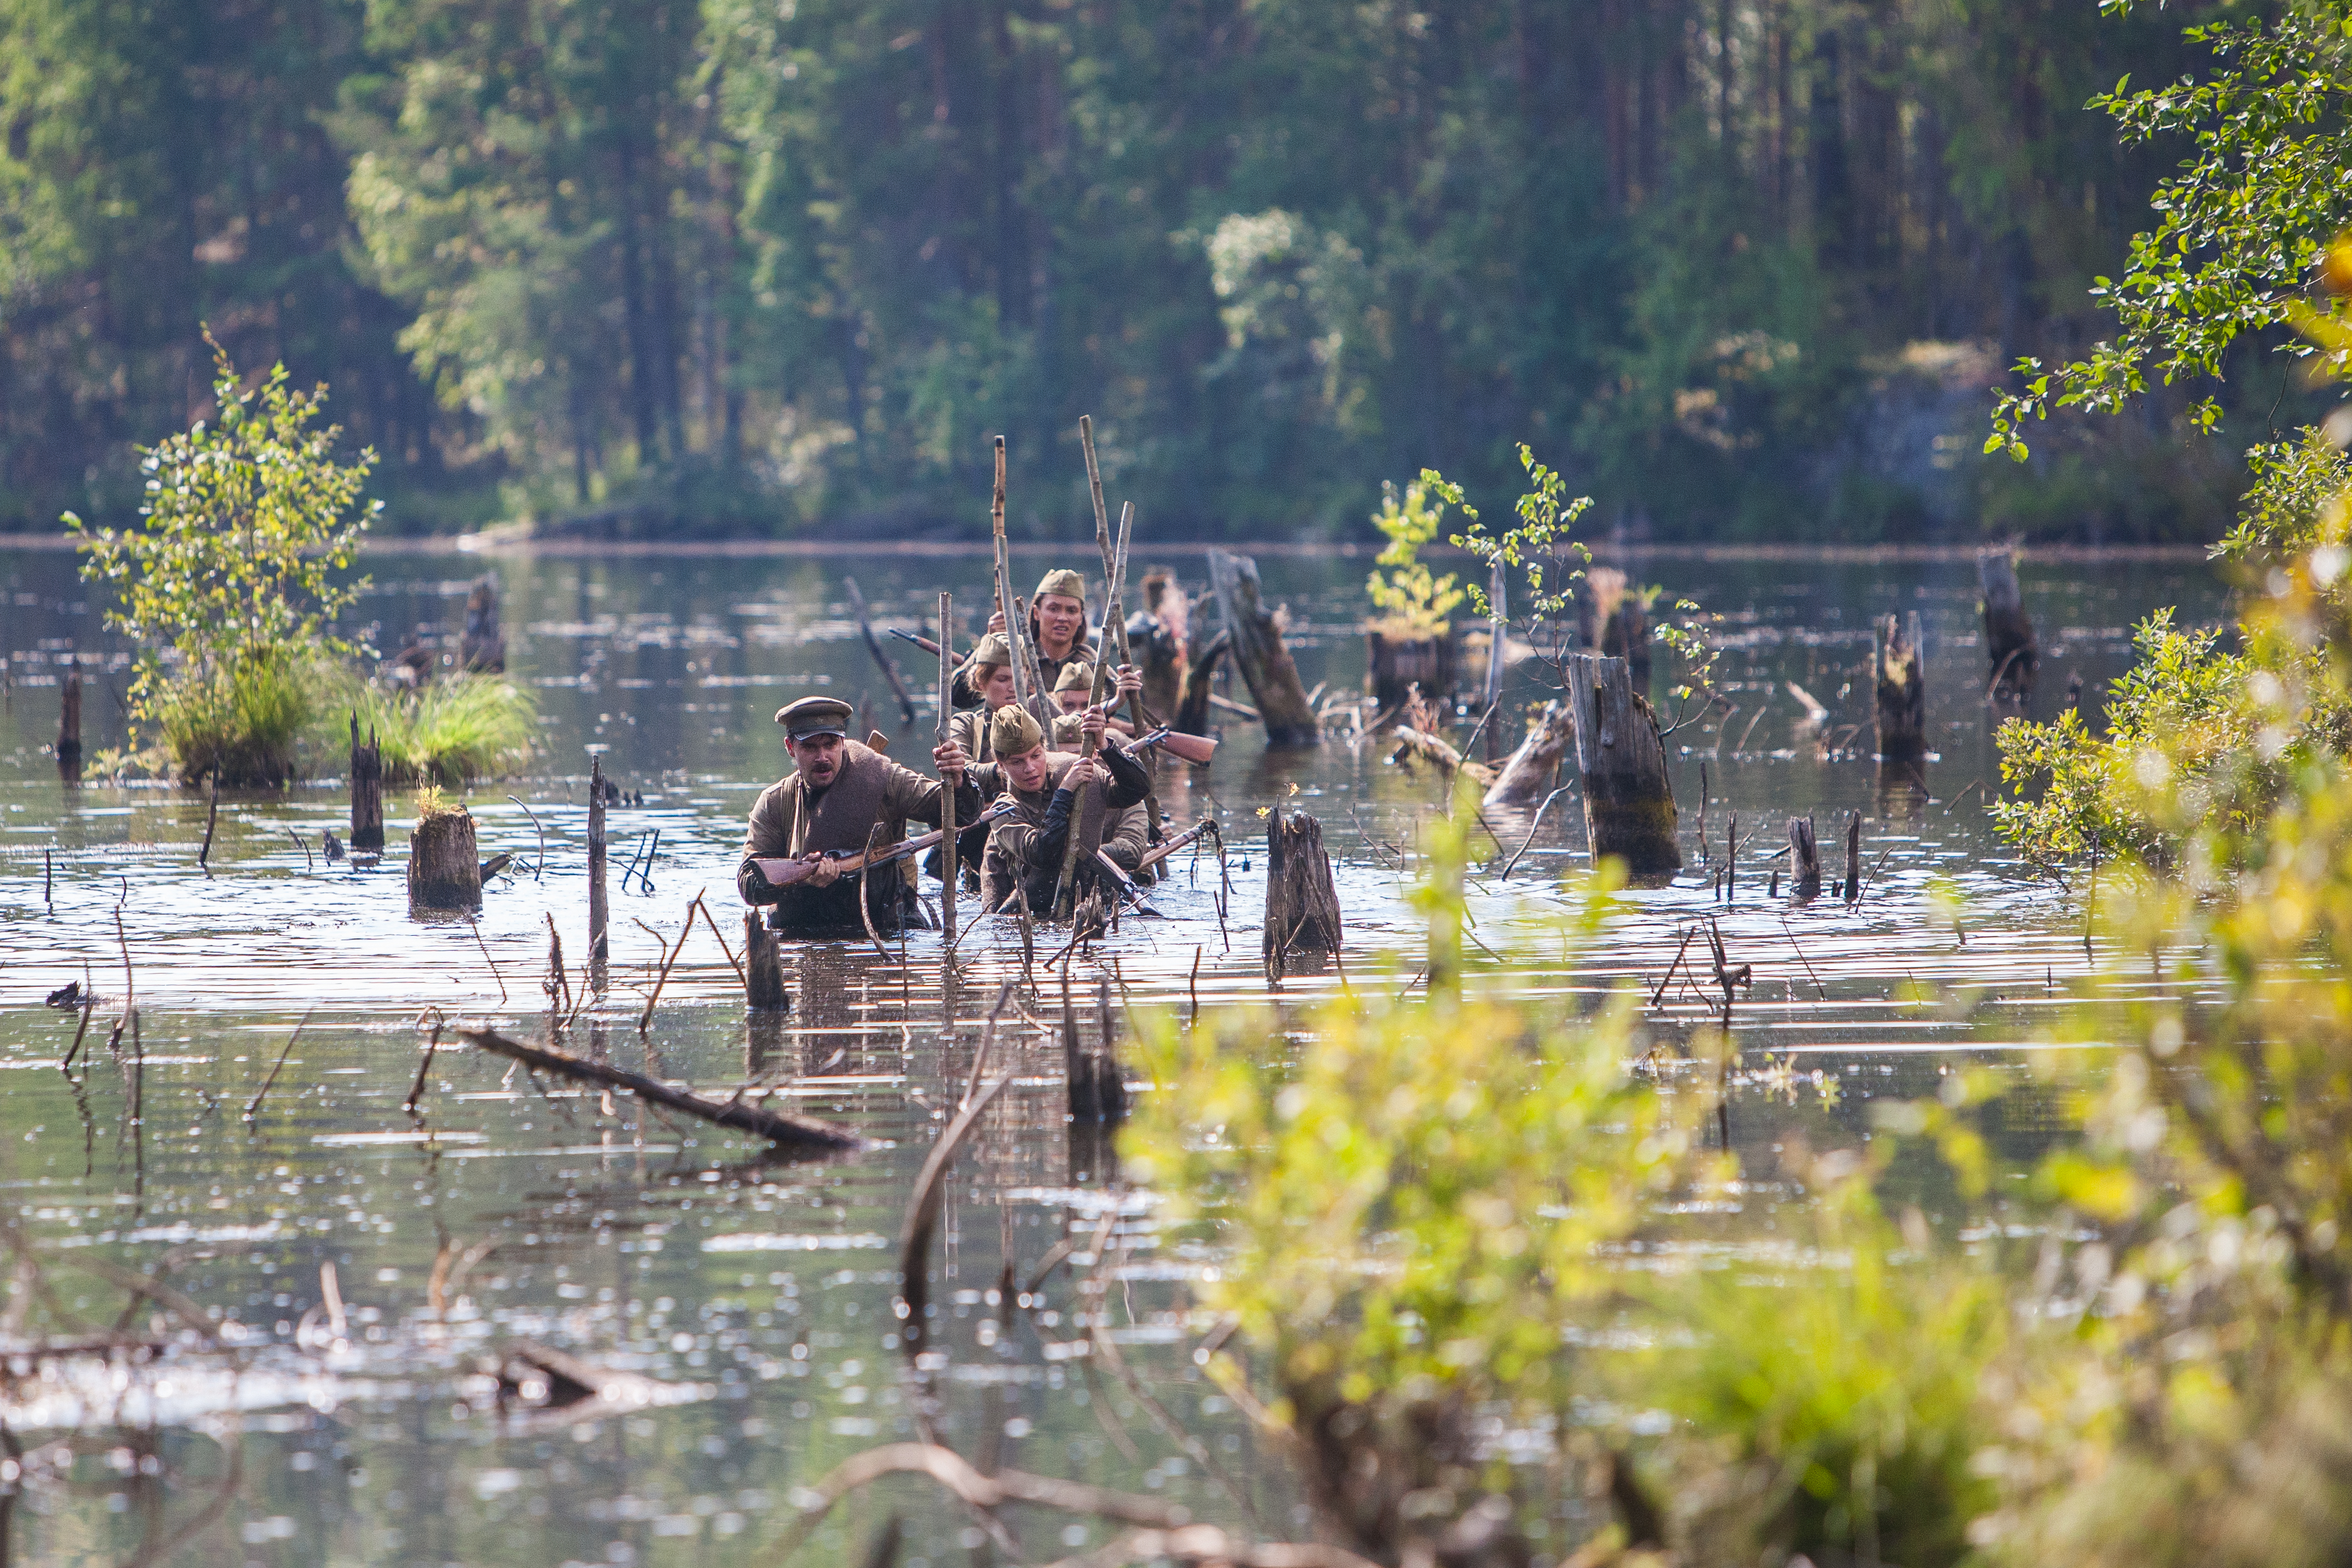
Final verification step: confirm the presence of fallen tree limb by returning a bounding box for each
[456,1028,859,1151]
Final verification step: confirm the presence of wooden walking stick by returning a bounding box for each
[1082,414,1167,828]
[1053,486,1135,920]
[990,435,1034,715]
[937,591,960,948]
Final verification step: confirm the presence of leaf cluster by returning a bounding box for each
[1363,479,1468,639]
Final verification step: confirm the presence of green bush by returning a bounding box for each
[329,674,537,786]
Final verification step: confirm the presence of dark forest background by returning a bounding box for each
[0,0,2298,542]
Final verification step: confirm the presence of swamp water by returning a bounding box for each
[0,542,2223,1566]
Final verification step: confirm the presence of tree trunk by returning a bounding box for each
[1207,549,1321,747]
[1366,630,1454,717]
[1582,567,1651,692]
[1564,653,1681,876]
[1873,610,1926,761]
[1483,700,1573,809]
[349,714,384,854]
[1263,811,1343,982]
[1787,814,1821,899]
[56,661,81,785]
[409,808,483,912]
[745,911,789,1011]
[461,575,505,672]
[1980,550,2037,699]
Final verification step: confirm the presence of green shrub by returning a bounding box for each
[148,647,327,787]
[329,673,537,786]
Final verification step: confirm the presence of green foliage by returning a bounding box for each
[329,674,538,787]
[67,338,378,784]
[1363,479,1467,639]
[1987,3,2352,462]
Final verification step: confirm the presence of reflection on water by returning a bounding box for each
[0,543,2224,1564]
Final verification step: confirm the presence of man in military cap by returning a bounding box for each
[968,704,1150,916]
[738,695,978,934]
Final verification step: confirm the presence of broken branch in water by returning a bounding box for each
[896,1070,1015,1361]
[244,1008,313,1121]
[637,890,709,1032]
[456,1027,859,1151]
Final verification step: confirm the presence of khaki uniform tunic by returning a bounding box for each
[736,741,974,931]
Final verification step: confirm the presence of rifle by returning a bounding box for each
[1093,848,1156,912]
[1118,726,1219,767]
[752,800,1015,889]
[1132,817,1217,874]
[891,627,953,659]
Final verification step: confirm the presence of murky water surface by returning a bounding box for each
[0,543,2223,1564]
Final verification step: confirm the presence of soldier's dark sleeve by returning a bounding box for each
[1098,738,1150,809]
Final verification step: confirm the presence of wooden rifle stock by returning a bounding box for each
[753,801,1014,888]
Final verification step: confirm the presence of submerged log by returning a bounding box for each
[1582,568,1652,692]
[409,808,483,912]
[349,715,384,854]
[1206,549,1320,747]
[1173,627,1231,736]
[1263,811,1343,981]
[458,1027,857,1150]
[1483,700,1573,809]
[1787,815,1821,900]
[1389,726,1495,787]
[1979,550,2037,699]
[1563,653,1681,876]
[1873,610,1927,761]
[56,659,81,784]
[745,911,790,1011]
[461,575,506,672]
[1366,628,1455,715]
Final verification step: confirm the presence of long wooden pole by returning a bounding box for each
[937,591,959,949]
[1082,415,1165,830]
[990,435,1032,714]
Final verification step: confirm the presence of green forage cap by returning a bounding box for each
[989,704,1045,758]
[1034,568,1086,603]
[1055,660,1096,694]
[970,632,1013,669]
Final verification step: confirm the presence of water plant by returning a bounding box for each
[331,673,538,786]
[68,334,379,786]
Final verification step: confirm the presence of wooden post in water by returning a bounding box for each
[1873,611,1927,761]
[56,657,81,784]
[1206,549,1320,747]
[460,575,505,672]
[1787,815,1821,900]
[745,911,789,1010]
[1263,811,1343,982]
[588,753,610,976]
[409,807,483,911]
[348,715,384,854]
[1842,811,1862,903]
[1483,557,1507,762]
[1979,549,2037,699]
[1563,653,1681,876]
[936,591,959,949]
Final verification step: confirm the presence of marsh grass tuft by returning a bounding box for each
[331,674,536,787]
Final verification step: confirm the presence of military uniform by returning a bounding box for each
[967,707,1150,914]
[738,697,977,934]
[951,568,1097,707]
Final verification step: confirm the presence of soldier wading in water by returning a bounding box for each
[736,695,978,935]
[966,705,1151,915]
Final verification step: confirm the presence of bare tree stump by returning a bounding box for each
[1979,550,2037,699]
[1174,627,1231,736]
[1366,629,1455,715]
[1563,653,1681,876]
[1483,700,1573,809]
[1134,570,1190,724]
[1873,611,1927,761]
[1263,811,1343,981]
[745,912,789,1010]
[1207,549,1321,747]
[348,715,384,854]
[1787,816,1821,900]
[409,807,483,912]
[1067,975,1128,1123]
[56,660,81,784]
[1582,568,1652,692]
[1842,810,1862,903]
[461,575,506,672]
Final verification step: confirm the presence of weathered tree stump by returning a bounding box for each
[1067,975,1128,1123]
[1263,811,1343,982]
[1207,549,1321,747]
[348,715,384,854]
[1582,568,1652,692]
[1873,611,1927,761]
[409,807,483,912]
[1483,700,1573,809]
[1366,629,1455,716]
[1563,653,1681,876]
[461,575,506,672]
[1174,627,1231,736]
[1133,570,1190,725]
[1842,810,1862,903]
[1979,550,2037,699]
[587,754,610,971]
[744,912,790,1010]
[1787,815,1821,900]
[56,660,81,784]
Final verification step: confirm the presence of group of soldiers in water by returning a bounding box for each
[737,567,1197,935]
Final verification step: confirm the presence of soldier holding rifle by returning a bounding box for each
[968,706,1151,915]
[738,695,980,935]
